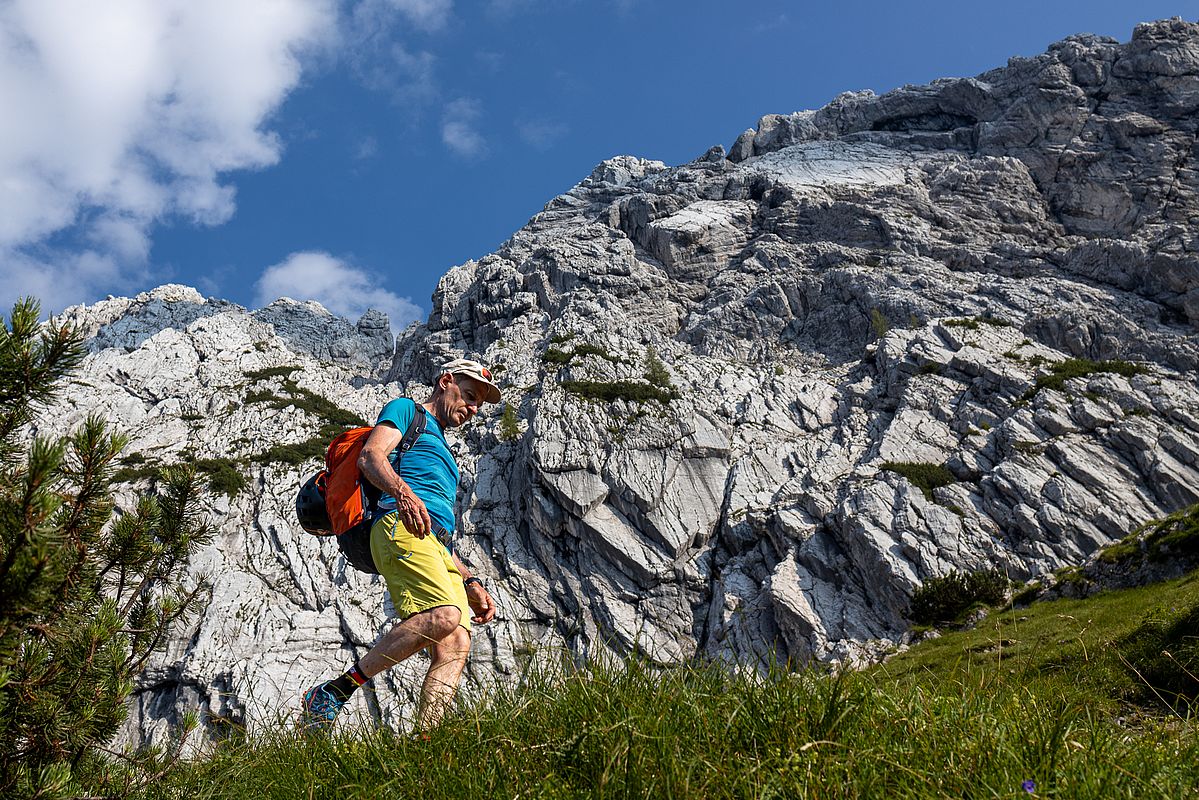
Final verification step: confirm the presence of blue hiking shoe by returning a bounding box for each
[300,682,345,733]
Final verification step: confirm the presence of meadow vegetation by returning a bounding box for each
[73,570,1199,800]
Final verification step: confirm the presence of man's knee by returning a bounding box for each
[431,625,471,665]
[424,605,464,639]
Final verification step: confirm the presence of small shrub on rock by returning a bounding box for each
[499,403,521,441]
[909,568,1009,625]
[643,346,672,388]
[870,309,891,339]
[245,365,299,381]
[879,461,956,500]
[194,458,248,497]
[1021,358,1147,401]
[560,379,677,404]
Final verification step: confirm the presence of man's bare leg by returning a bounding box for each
[358,605,462,678]
[417,626,472,729]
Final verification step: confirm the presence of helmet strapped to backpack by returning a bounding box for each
[296,472,333,535]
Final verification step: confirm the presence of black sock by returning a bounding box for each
[326,662,369,702]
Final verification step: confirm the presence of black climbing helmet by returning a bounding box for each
[296,472,333,535]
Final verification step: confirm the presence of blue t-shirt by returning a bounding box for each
[374,398,459,536]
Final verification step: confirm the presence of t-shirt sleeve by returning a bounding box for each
[376,398,416,432]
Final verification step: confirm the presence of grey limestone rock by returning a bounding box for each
[30,18,1199,751]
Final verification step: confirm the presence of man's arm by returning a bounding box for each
[453,552,496,624]
[358,422,433,537]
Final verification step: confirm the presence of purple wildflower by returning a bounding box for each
[1022,779,1036,793]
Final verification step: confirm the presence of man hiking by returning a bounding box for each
[301,358,500,732]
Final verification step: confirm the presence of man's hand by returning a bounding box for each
[466,582,496,624]
[394,483,432,538]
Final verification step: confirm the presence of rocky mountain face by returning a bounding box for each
[34,19,1199,749]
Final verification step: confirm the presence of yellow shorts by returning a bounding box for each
[370,513,471,632]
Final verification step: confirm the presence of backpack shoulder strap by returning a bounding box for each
[397,402,427,457]
[362,401,427,509]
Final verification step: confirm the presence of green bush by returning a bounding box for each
[869,308,891,339]
[541,347,572,365]
[879,461,956,500]
[251,436,328,466]
[245,389,286,405]
[256,380,366,428]
[1022,358,1147,401]
[193,458,248,498]
[112,463,163,485]
[909,568,1009,625]
[498,403,521,442]
[245,365,298,382]
[560,380,677,404]
[943,317,980,330]
[643,346,672,388]
[542,343,626,366]
[572,343,624,364]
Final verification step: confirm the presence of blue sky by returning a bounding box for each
[1,1,1193,333]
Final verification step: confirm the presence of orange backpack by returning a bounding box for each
[295,404,428,573]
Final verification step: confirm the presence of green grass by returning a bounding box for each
[879,461,957,501]
[1096,503,1199,566]
[1140,502,1199,562]
[73,572,1199,799]
[883,570,1199,712]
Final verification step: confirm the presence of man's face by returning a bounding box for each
[440,374,487,427]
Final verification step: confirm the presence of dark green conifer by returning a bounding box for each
[0,299,213,798]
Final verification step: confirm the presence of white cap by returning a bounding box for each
[440,358,501,403]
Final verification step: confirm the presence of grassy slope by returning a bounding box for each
[101,572,1198,800]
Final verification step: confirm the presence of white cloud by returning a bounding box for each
[0,247,140,318]
[353,135,380,160]
[254,250,424,333]
[345,0,443,104]
[0,0,337,313]
[385,0,453,31]
[441,98,486,158]
[516,118,569,149]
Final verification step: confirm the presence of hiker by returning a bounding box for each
[301,358,500,731]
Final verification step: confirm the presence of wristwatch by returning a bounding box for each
[463,576,484,590]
